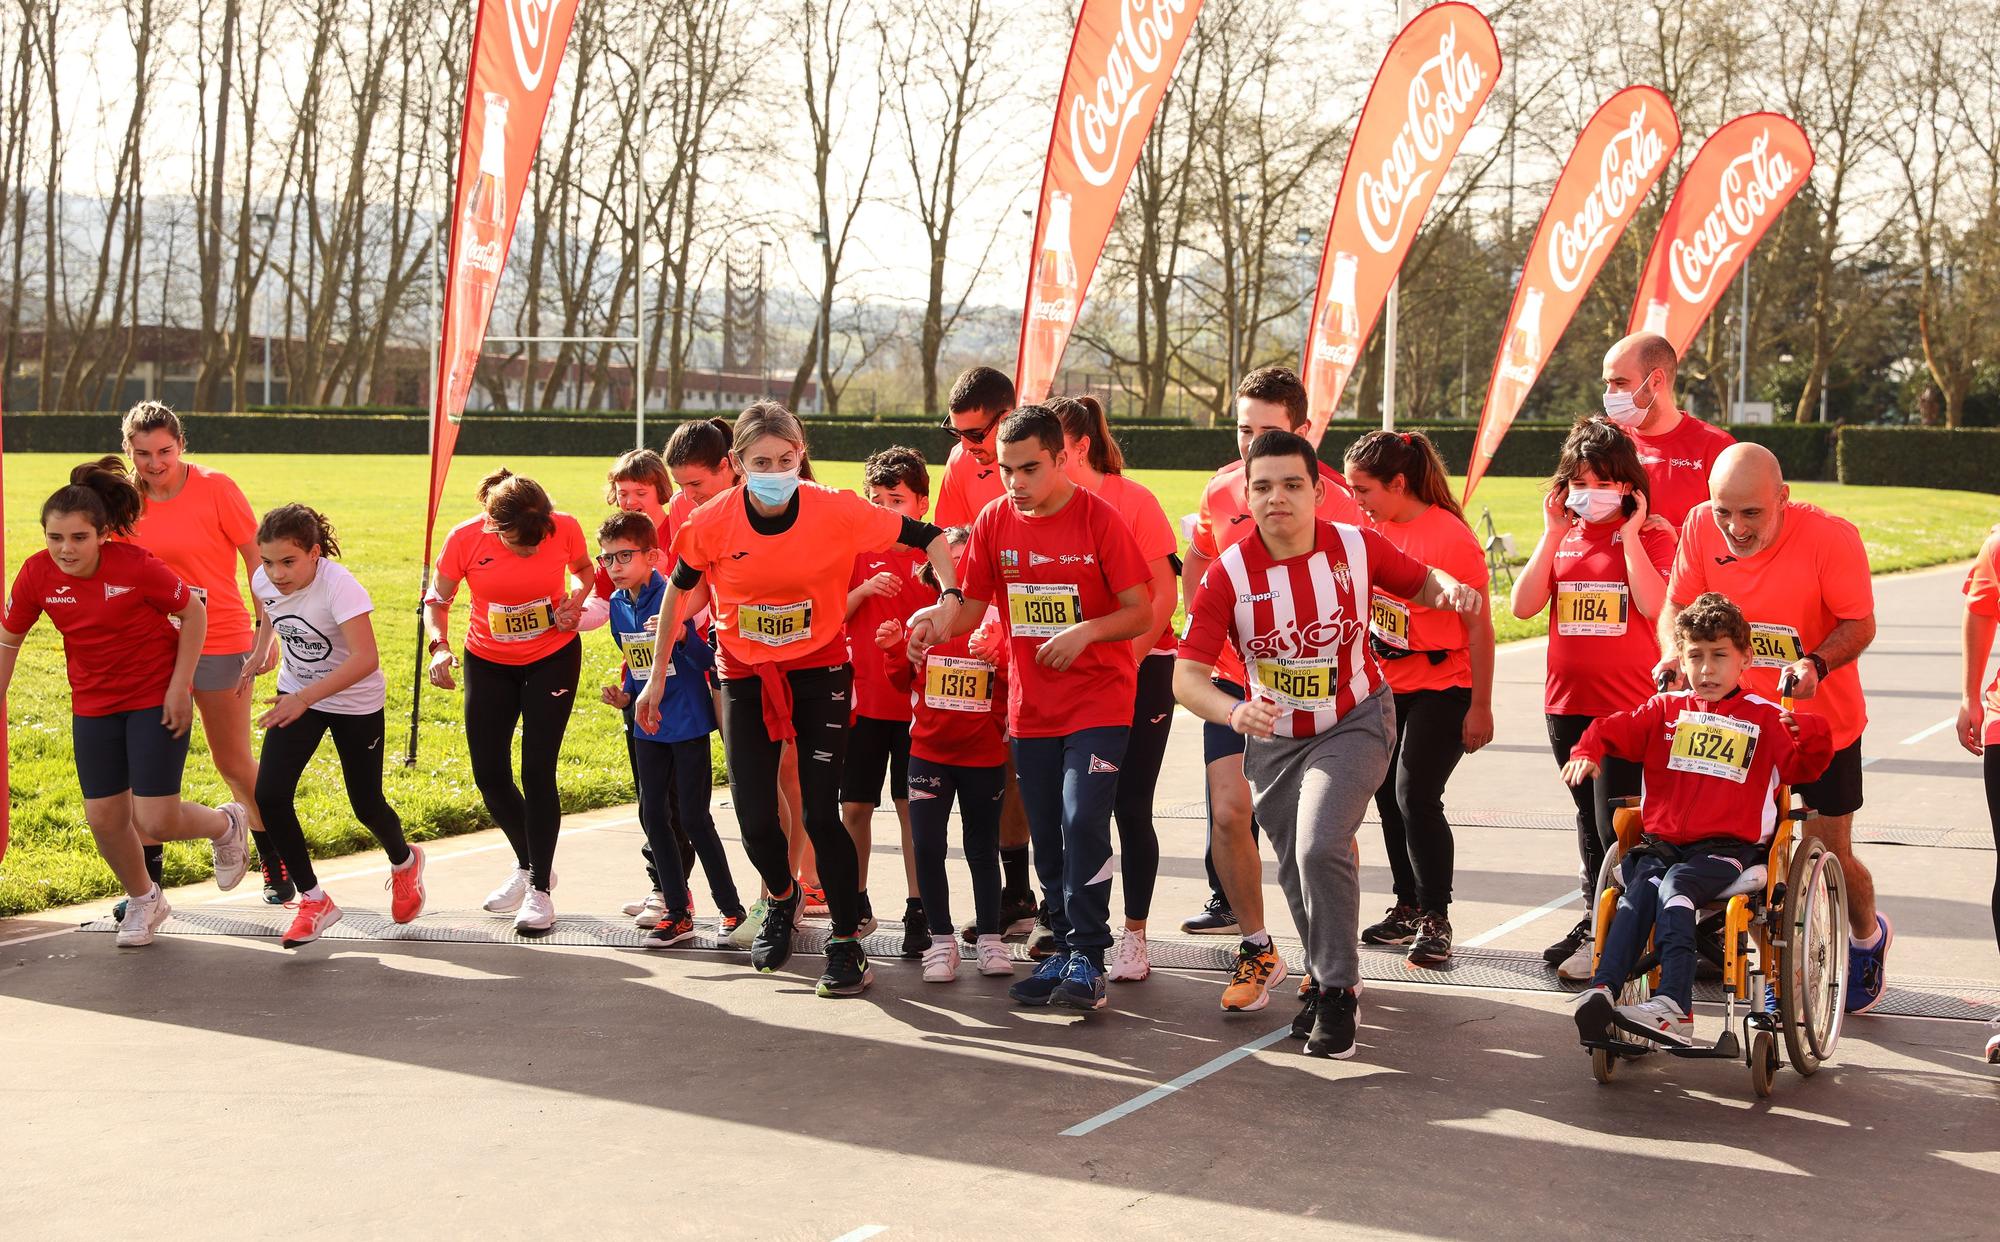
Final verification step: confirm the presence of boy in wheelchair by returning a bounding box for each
[1561,593,1833,1048]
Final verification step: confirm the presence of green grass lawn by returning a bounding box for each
[1,451,1993,916]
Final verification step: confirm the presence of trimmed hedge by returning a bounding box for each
[1838,426,2000,493]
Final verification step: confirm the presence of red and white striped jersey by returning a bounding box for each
[1180,521,1427,738]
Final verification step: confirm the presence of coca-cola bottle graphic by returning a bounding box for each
[1021,190,1078,401]
[1642,297,1671,336]
[1307,251,1361,416]
[445,92,510,421]
[1500,287,1545,387]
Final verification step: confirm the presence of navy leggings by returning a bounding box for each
[908,757,1005,936]
[1591,840,1765,1010]
[1012,725,1128,958]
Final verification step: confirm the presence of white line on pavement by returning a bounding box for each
[1899,716,1956,746]
[1461,890,1581,949]
[0,926,81,948]
[829,1227,888,1242]
[1060,1024,1292,1138]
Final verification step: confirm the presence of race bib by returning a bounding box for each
[1748,621,1804,670]
[923,655,995,713]
[1555,580,1630,637]
[1006,583,1082,638]
[1369,591,1410,651]
[738,600,813,647]
[1667,711,1760,783]
[619,632,664,682]
[488,599,555,642]
[1253,656,1341,712]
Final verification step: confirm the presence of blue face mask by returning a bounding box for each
[745,468,801,506]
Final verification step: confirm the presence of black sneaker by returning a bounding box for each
[1361,902,1422,946]
[1543,916,1590,966]
[643,912,698,949]
[752,890,801,973]
[816,938,874,997]
[1573,986,1615,1044]
[1027,901,1060,960]
[856,889,878,938]
[261,853,296,905]
[1305,986,1359,1059]
[900,899,929,959]
[1291,979,1321,1040]
[961,889,1042,944]
[1179,893,1240,936]
[1407,912,1453,965]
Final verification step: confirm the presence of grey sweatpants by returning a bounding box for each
[1242,689,1396,990]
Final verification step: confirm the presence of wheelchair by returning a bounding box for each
[1579,683,1850,1097]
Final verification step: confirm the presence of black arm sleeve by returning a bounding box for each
[670,560,703,591]
[897,517,945,551]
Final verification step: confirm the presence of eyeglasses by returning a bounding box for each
[938,410,1005,445]
[595,549,643,567]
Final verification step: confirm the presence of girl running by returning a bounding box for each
[1344,430,1496,967]
[241,504,425,948]
[638,402,962,998]
[0,458,249,946]
[1956,526,2000,1064]
[1050,395,1178,983]
[425,468,592,935]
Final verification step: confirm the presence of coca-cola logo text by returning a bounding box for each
[1067,0,1189,188]
[1547,104,1668,293]
[460,237,504,277]
[1668,131,1800,306]
[1029,297,1074,324]
[1355,24,1487,255]
[505,0,572,93]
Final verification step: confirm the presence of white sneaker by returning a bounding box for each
[515,888,556,935]
[1106,927,1150,982]
[621,892,652,918]
[975,933,1013,977]
[1614,995,1695,1047]
[1556,941,1595,982]
[210,803,249,891]
[1984,1017,1999,1065]
[634,891,667,929]
[483,868,531,914]
[921,935,959,983]
[116,887,171,947]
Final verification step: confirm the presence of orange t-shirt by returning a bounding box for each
[672,483,905,676]
[1961,532,2000,746]
[1366,504,1489,693]
[434,513,589,665]
[1669,501,1872,748]
[934,443,1005,529]
[131,462,258,655]
[1085,473,1179,653]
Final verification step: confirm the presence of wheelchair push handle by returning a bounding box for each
[1777,670,1800,701]
[1655,667,1679,694]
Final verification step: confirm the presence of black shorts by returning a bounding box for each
[840,715,912,806]
[1794,737,1863,819]
[73,708,192,800]
[1203,678,1248,765]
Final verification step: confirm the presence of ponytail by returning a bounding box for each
[43,455,145,535]
[1049,395,1124,475]
[258,503,342,558]
[1342,430,1463,521]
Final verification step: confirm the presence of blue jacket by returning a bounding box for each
[610,572,717,744]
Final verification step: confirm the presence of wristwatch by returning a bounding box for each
[939,588,966,604]
[1805,651,1829,680]
[428,637,451,656]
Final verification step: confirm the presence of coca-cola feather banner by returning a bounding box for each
[1626,112,1814,356]
[1462,85,1680,502]
[1302,1,1499,444]
[1014,0,1202,405]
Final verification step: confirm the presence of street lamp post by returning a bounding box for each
[255,210,276,406]
[1294,225,1314,362]
[811,228,829,415]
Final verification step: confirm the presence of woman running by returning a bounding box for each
[122,403,278,898]
[1509,418,1676,979]
[638,402,962,998]
[0,458,249,946]
[1050,395,1178,982]
[1957,526,2000,1064]
[424,468,592,935]
[1344,430,1495,966]
[242,504,425,948]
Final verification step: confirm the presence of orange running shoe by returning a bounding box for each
[1221,939,1288,1012]
[282,893,343,948]
[387,846,427,923]
[800,883,829,916]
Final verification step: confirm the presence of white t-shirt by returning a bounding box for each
[252,559,385,715]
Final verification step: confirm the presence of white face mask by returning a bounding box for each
[1601,370,1657,428]
[1565,487,1625,524]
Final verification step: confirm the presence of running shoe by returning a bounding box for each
[1543,916,1591,966]
[643,913,698,949]
[115,887,170,948]
[752,891,800,973]
[728,898,769,950]
[1613,995,1694,1047]
[1180,894,1240,936]
[1221,939,1288,1012]
[386,846,426,924]
[1026,901,1059,960]
[1305,986,1359,1059]
[621,892,652,918]
[856,890,878,938]
[1407,912,1453,966]
[1052,952,1108,1012]
[975,934,1013,977]
[1985,1018,1999,1066]
[1291,980,1320,1040]
[262,854,295,905]
[210,803,250,892]
[800,883,829,917]
[1009,952,1068,1006]
[1360,902,1421,947]
[483,868,531,914]
[901,899,929,959]
[515,888,556,937]
[921,935,959,983]
[719,909,748,940]
[1572,985,1615,1044]
[634,891,666,929]
[1845,913,1893,1014]
[1556,941,1595,983]
[282,892,343,948]
[816,938,873,998]
[998,889,1040,937]
[1106,928,1150,982]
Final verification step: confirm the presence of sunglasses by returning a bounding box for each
[938,410,1005,445]
[595,548,645,567]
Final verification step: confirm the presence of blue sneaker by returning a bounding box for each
[1009,952,1068,1006]
[1052,951,1108,1012]
[1845,913,1892,1014]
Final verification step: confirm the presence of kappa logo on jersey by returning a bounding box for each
[1238,590,1280,604]
[1088,754,1119,774]
[104,584,132,601]
[1029,551,1055,567]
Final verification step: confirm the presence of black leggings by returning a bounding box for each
[1374,686,1470,915]
[253,707,409,892]
[1114,653,1174,922]
[909,757,1005,935]
[463,640,580,893]
[720,665,860,937]
[1986,748,2000,957]
[1547,713,1643,898]
[635,735,742,918]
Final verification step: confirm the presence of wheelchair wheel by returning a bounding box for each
[1749,1030,1779,1097]
[1591,1047,1617,1084]
[1781,838,1849,1076]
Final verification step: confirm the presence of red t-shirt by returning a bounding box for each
[960,485,1151,738]
[1631,414,1735,528]
[1669,502,1872,749]
[1543,517,1678,717]
[1085,473,1179,654]
[434,513,589,666]
[847,545,934,722]
[5,543,191,715]
[1962,532,2000,746]
[1181,521,1426,738]
[1365,505,1490,693]
[891,621,1011,767]
[934,443,1005,529]
[130,462,258,655]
